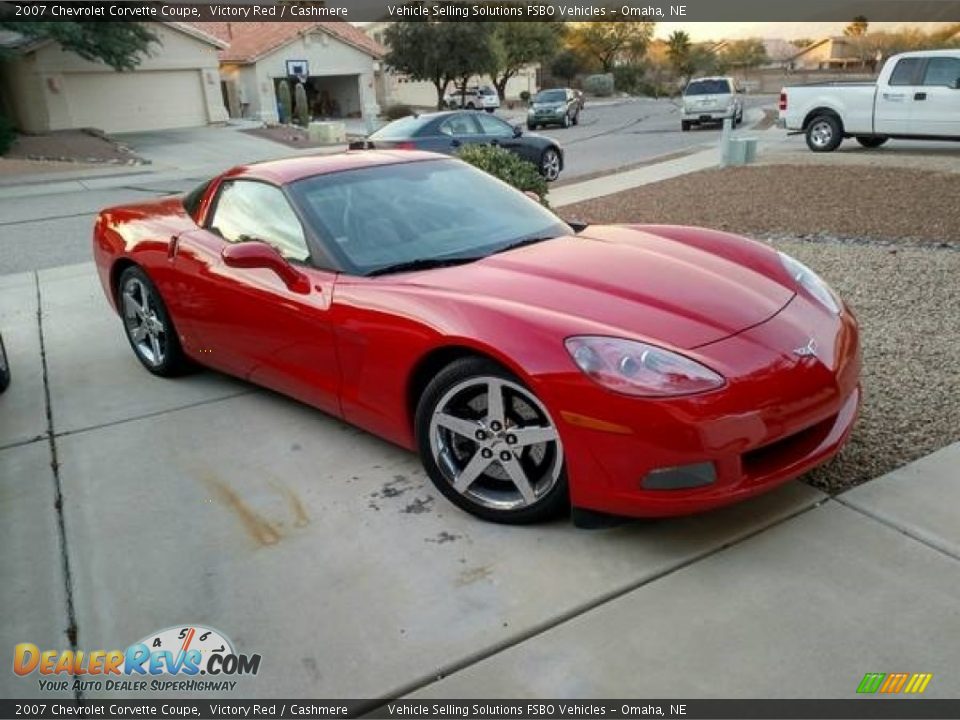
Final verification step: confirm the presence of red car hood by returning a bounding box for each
[405,225,795,349]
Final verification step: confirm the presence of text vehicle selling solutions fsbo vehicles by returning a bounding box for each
[93,151,861,525]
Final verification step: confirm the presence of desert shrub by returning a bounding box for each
[612,64,645,95]
[519,90,531,103]
[277,80,292,124]
[583,73,615,97]
[0,113,14,155]
[456,144,549,206]
[383,104,414,120]
[294,83,309,126]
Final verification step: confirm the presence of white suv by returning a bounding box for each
[681,77,744,131]
[445,85,501,113]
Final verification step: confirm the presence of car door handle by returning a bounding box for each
[914,92,927,101]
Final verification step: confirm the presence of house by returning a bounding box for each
[364,21,538,109]
[196,22,385,123]
[0,23,228,134]
[787,37,867,70]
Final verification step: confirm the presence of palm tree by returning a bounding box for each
[666,30,692,77]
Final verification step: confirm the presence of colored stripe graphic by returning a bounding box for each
[857,672,932,694]
[857,673,886,694]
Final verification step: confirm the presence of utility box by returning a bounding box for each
[308,121,346,145]
[727,137,758,166]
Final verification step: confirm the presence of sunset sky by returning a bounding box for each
[653,21,954,41]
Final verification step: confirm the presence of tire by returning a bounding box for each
[415,357,568,524]
[681,120,691,132]
[561,112,571,129]
[0,332,10,394]
[856,136,888,149]
[485,107,495,114]
[117,265,190,377]
[527,122,537,131]
[539,147,561,181]
[805,114,843,152]
[466,102,476,110]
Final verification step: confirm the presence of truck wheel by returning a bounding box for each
[856,136,888,149]
[681,121,691,132]
[806,114,843,152]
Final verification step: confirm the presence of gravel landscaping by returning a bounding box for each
[561,165,960,493]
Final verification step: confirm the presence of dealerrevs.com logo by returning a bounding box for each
[13,625,261,693]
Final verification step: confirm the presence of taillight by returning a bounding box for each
[778,92,787,111]
[394,141,416,150]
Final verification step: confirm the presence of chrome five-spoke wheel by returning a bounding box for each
[540,148,561,182]
[117,266,188,377]
[417,358,567,523]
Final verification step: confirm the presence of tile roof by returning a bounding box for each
[189,21,385,63]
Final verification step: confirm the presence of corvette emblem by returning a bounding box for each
[794,338,818,358]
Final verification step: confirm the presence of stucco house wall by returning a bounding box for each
[1,23,227,134]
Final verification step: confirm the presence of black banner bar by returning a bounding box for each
[5,700,960,720]
[0,0,959,23]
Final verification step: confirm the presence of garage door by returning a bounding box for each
[63,70,208,133]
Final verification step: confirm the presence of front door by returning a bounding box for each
[875,56,924,135]
[170,178,341,416]
[910,56,960,137]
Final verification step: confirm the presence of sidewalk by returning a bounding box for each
[1,261,958,699]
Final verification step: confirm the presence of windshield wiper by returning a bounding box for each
[366,256,481,277]
[490,235,560,255]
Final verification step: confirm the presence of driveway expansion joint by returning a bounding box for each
[833,496,960,565]
[35,271,82,702]
[364,496,825,707]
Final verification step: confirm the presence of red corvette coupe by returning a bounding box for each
[93,151,861,524]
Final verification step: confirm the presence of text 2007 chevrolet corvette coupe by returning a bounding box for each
[93,151,861,524]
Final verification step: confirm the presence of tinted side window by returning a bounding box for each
[209,181,309,262]
[440,115,481,136]
[921,57,960,86]
[182,180,211,219]
[889,58,922,86]
[476,114,513,137]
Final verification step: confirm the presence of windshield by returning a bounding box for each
[535,90,566,103]
[685,79,732,96]
[369,115,427,140]
[288,159,571,276]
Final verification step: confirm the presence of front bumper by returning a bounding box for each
[545,294,862,518]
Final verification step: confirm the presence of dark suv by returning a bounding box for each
[527,88,581,130]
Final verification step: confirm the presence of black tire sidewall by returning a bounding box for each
[117,266,188,377]
[414,357,569,524]
[806,114,843,152]
[0,333,10,393]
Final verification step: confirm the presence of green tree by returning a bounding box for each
[384,17,497,110]
[549,49,584,85]
[0,21,157,70]
[666,30,692,78]
[294,82,309,126]
[277,80,292,124]
[489,21,563,100]
[568,22,655,73]
[844,16,869,37]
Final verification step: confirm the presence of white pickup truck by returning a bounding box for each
[778,49,960,152]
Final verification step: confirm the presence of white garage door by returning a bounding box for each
[63,70,208,133]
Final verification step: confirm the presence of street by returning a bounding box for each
[0,96,775,276]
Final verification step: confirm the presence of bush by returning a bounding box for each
[456,144,549,207]
[0,113,15,155]
[383,104,414,121]
[519,90,530,103]
[583,73,615,97]
[612,64,645,95]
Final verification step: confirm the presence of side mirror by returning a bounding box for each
[513,125,523,138]
[221,241,310,294]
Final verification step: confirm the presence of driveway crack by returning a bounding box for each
[35,271,82,702]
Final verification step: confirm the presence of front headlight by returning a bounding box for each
[565,336,725,397]
[778,251,841,315]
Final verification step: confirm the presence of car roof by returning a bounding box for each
[224,150,448,185]
[892,49,960,59]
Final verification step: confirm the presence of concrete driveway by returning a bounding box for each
[3,261,959,701]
